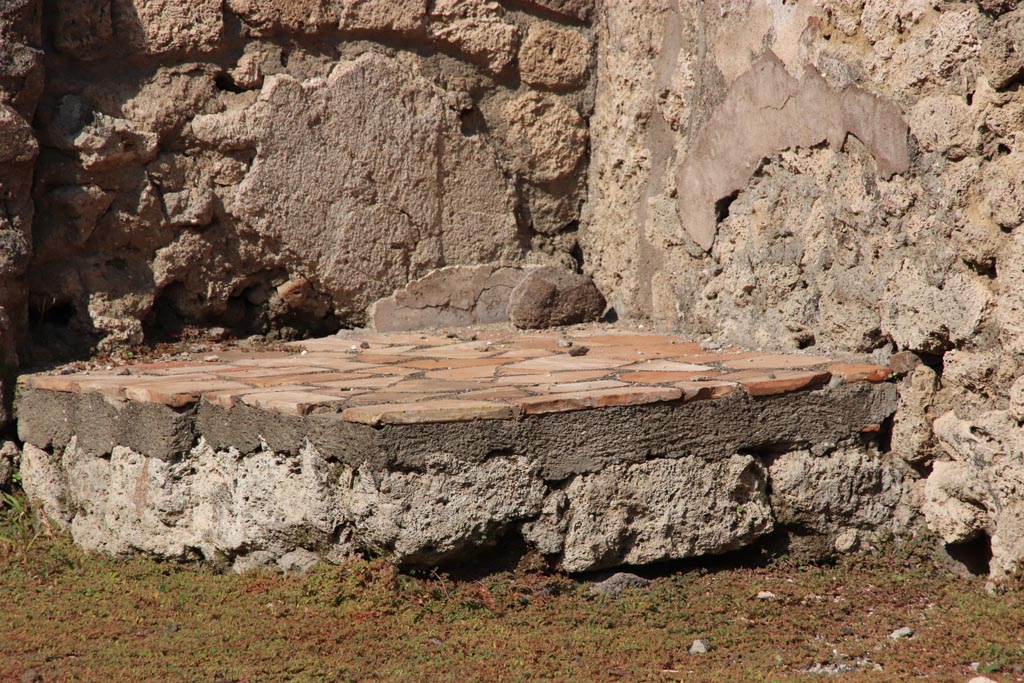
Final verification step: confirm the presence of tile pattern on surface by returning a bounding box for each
[19,329,894,425]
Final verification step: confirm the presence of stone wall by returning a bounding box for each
[26,0,596,361]
[0,0,42,426]
[580,0,1024,577]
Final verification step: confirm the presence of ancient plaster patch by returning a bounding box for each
[675,51,910,251]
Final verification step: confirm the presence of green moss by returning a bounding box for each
[0,523,1021,682]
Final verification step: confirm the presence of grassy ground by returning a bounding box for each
[2,498,1023,683]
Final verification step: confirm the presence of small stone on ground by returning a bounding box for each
[588,572,651,596]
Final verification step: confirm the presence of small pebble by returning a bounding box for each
[589,572,650,596]
[689,639,711,655]
[889,626,914,640]
[113,367,130,376]
[360,341,370,349]
[203,355,219,363]
[755,591,777,600]
[568,345,590,357]
[557,339,573,348]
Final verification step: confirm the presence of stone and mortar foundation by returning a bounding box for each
[16,330,914,574]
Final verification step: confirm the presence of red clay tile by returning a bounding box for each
[342,391,449,405]
[313,376,405,390]
[236,371,373,388]
[201,385,307,409]
[725,369,832,397]
[491,348,558,360]
[125,380,252,408]
[619,360,714,372]
[721,354,833,370]
[458,387,532,401]
[675,380,738,401]
[618,370,724,384]
[502,356,629,374]
[423,365,500,381]
[22,374,80,392]
[579,334,688,346]
[495,370,613,385]
[238,390,349,416]
[385,379,488,393]
[400,358,504,370]
[214,367,332,382]
[827,363,893,383]
[532,380,629,394]
[513,386,683,415]
[342,400,515,425]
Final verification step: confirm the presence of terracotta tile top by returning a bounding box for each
[19,327,896,422]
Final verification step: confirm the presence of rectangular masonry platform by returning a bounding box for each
[19,329,895,425]
[15,327,903,574]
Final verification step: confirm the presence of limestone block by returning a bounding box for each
[338,0,427,34]
[189,53,519,320]
[519,24,590,90]
[344,454,547,566]
[768,446,907,540]
[53,0,113,60]
[981,9,1024,89]
[428,0,519,75]
[34,185,114,260]
[512,0,593,22]
[907,94,975,160]
[925,409,1024,579]
[503,92,587,184]
[112,0,223,55]
[560,455,774,572]
[227,0,337,34]
[880,264,989,354]
[891,364,938,464]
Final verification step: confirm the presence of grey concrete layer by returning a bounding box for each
[18,382,897,479]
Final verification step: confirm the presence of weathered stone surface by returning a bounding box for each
[337,0,427,35]
[52,0,113,60]
[768,446,910,552]
[508,266,605,329]
[33,185,114,260]
[503,92,587,184]
[345,454,547,565]
[370,264,537,332]
[428,0,519,75]
[112,0,223,55]
[41,100,159,173]
[189,53,519,322]
[512,0,593,22]
[0,441,17,490]
[0,2,40,431]
[589,572,650,596]
[559,455,773,572]
[228,0,337,34]
[924,408,1024,579]
[891,364,938,464]
[980,8,1024,89]
[675,53,909,252]
[519,24,590,90]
